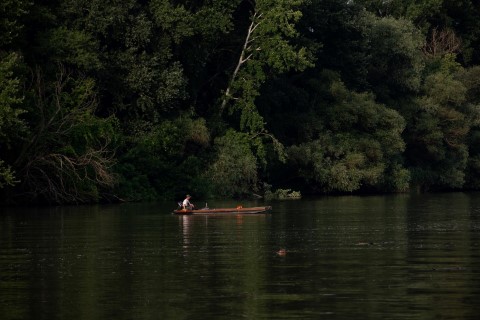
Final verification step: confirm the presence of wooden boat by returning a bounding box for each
[173,206,272,215]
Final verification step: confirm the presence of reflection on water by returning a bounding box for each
[1,194,480,319]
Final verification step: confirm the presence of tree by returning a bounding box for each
[0,0,31,48]
[357,0,480,66]
[0,52,26,189]
[355,0,444,28]
[207,129,258,197]
[42,0,192,124]
[450,66,480,189]
[296,0,368,89]
[220,0,312,135]
[422,28,462,58]
[405,55,471,190]
[115,116,211,200]
[286,75,408,193]
[13,66,118,203]
[361,13,424,104]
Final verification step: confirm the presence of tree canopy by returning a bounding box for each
[1,0,480,204]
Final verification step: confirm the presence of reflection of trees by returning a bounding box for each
[173,214,269,317]
[405,193,473,319]
[7,197,480,318]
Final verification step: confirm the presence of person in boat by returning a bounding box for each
[182,194,195,210]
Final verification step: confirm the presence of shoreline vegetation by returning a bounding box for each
[2,1,480,206]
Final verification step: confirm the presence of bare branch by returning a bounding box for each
[241,53,254,64]
[423,28,462,58]
[17,64,116,203]
[220,8,263,112]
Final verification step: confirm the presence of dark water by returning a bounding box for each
[1,193,480,319]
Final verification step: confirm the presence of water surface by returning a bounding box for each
[1,193,480,319]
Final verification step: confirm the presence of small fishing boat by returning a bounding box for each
[173,205,272,215]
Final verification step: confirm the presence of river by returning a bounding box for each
[1,193,480,319]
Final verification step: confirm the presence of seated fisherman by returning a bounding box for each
[182,194,195,210]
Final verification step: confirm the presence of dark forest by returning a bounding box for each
[2,0,480,204]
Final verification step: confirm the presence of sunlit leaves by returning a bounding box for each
[0,160,16,188]
[219,0,312,171]
[287,79,407,193]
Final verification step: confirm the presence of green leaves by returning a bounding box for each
[0,160,16,188]
[4,0,480,202]
[36,27,101,71]
[405,55,474,190]
[287,79,408,193]
[362,13,424,101]
[0,52,26,148]
[0,0,31,47]
[0,52,26,189]
[13,66,119,203]
[217,0,312,175]
[207,130,258,197]
[115,116,211,201]
[150,0,194,44]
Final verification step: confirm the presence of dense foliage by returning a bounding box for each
[1,0,480,204]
